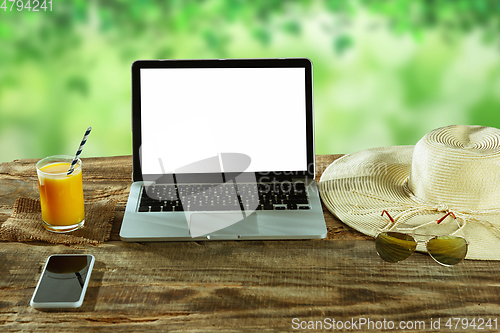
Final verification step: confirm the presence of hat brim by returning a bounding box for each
[319,146,500,260]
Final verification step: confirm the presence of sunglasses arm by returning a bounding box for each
[436,211,456,224]
[381,210,395,223]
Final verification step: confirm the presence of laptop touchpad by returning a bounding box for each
[189,213,259,238]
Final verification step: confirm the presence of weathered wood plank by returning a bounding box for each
[1,241,499,331]
[0,155,369,241]
[8,155,493,331]
[0,155,132,210]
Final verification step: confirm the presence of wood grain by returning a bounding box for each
[2,156,499,332]
[0,155,369,242]
[2,241,500,332]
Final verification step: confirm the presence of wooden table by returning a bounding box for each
[1,155,499,332]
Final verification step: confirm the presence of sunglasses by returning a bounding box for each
[375,210,468,266]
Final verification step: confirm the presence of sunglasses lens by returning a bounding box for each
[427,236,468,266]
[376,232,417,263]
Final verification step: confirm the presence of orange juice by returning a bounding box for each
[37,157,85,232]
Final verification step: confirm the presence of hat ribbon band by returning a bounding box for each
[349,186,500,236]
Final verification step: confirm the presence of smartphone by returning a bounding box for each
[30,254,95,309]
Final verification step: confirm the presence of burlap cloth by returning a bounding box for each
[1,197,115,245]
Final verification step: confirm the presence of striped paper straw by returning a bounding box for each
[67,126,92,175]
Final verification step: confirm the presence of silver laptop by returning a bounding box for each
[120,58,327,241]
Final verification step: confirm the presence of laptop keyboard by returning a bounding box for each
[138,182,310,212]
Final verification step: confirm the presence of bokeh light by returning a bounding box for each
[1,0,499,162]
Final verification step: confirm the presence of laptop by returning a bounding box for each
[120,58,327,241]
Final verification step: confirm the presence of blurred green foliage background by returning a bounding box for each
[1,0,500,163]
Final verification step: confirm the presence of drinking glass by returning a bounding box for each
[36,155,85,233]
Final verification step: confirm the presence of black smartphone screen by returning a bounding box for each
[31,254,94,307]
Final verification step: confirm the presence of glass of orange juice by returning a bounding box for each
[36,155,85,233]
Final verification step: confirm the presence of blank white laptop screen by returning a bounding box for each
[140,67,307,175]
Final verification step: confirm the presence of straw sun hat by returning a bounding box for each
[319,125,500,260]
